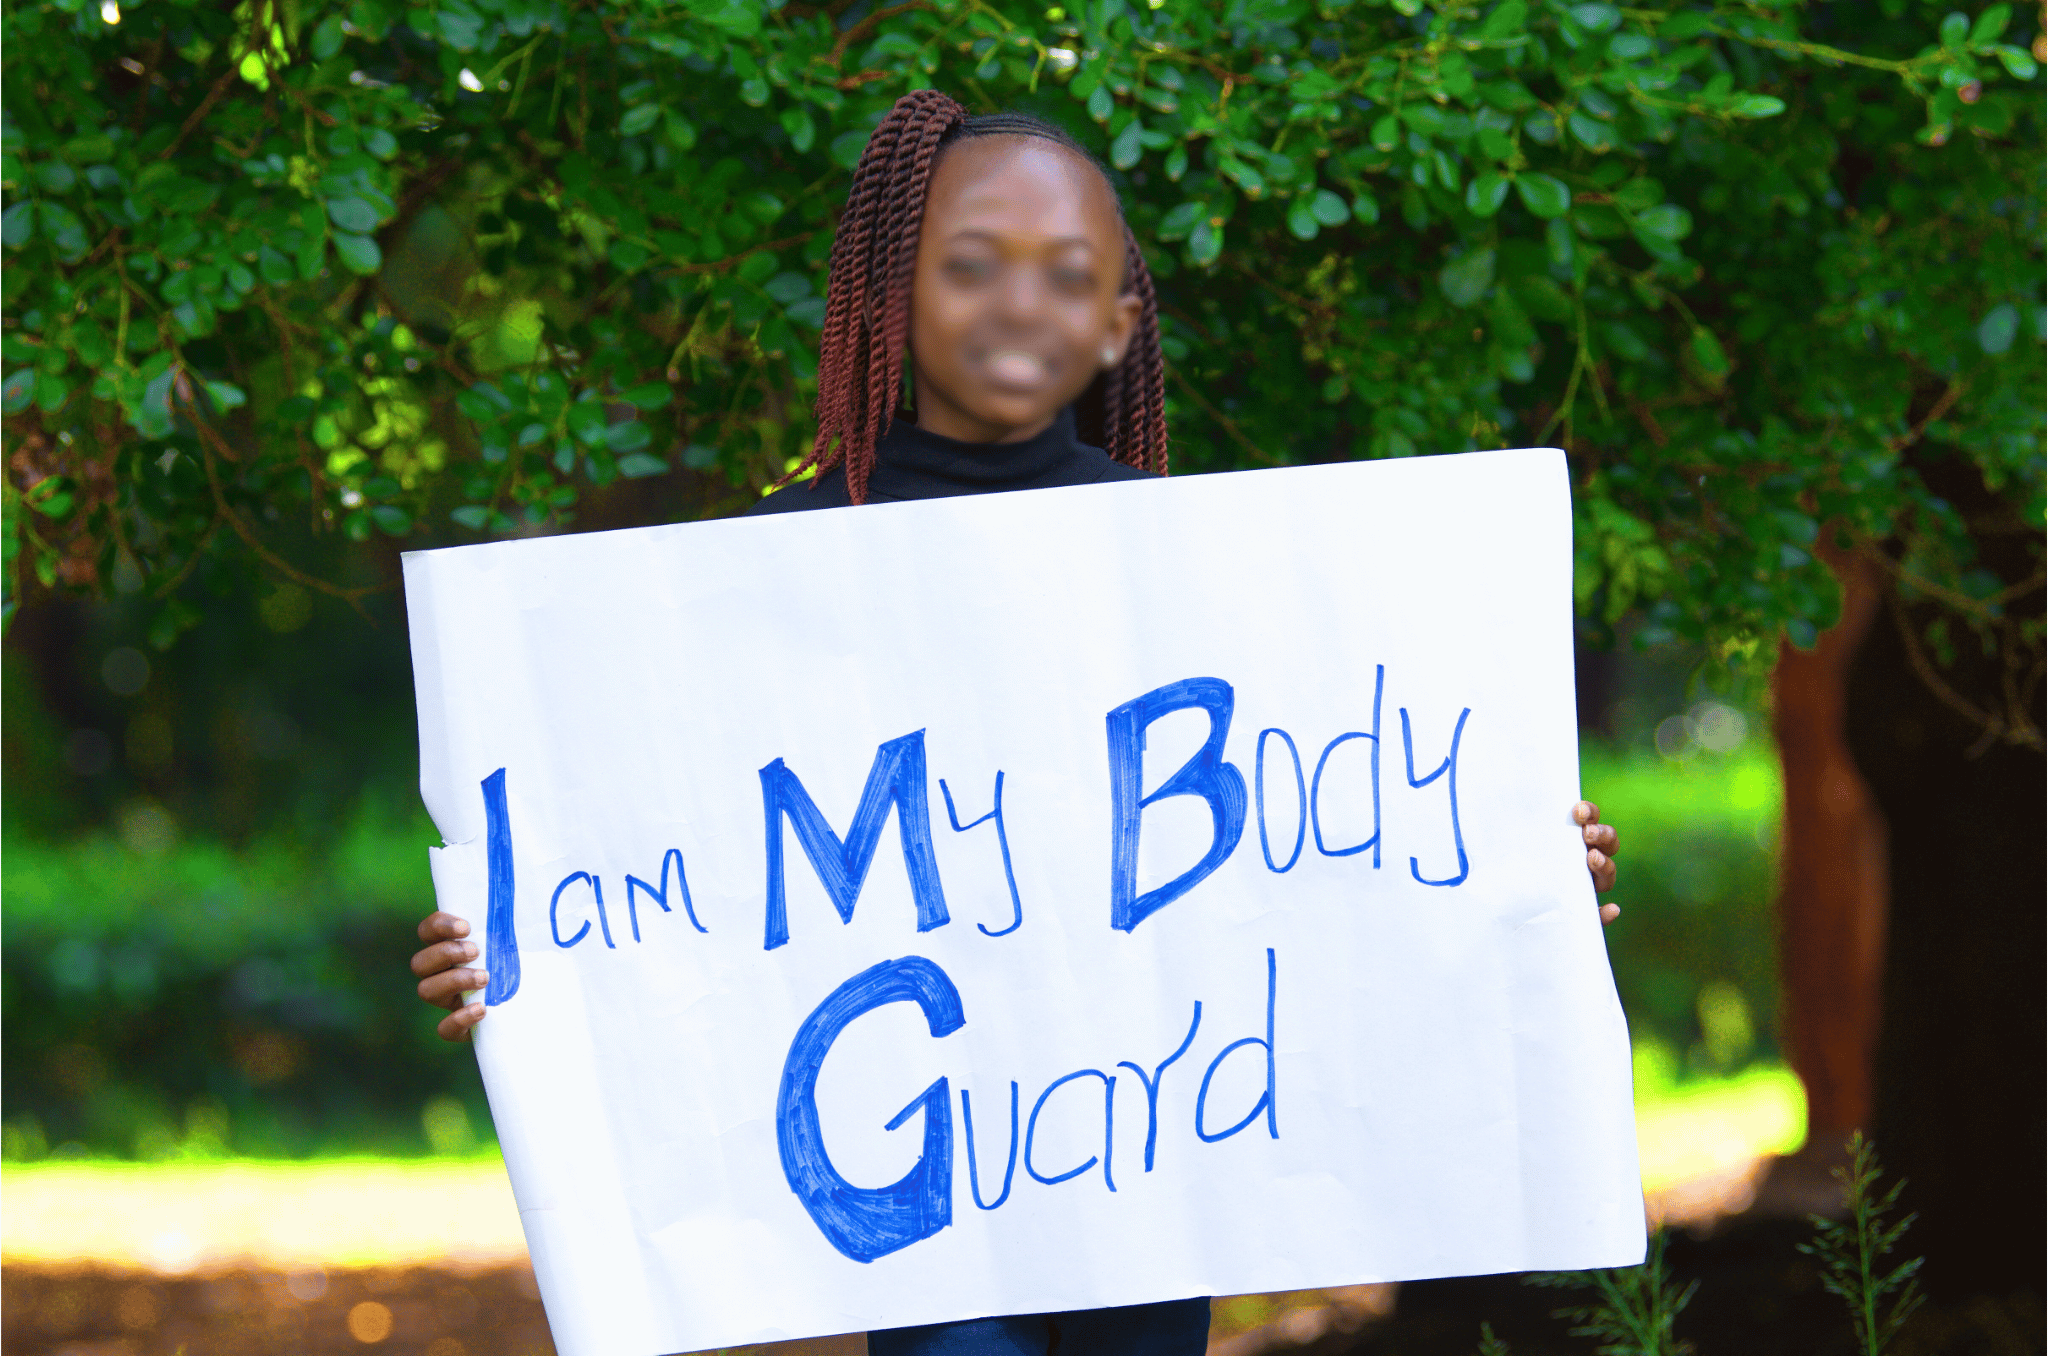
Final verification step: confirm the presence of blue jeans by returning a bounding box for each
[868,1297,1212,1356]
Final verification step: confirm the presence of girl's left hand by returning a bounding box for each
[1574,801,1621,925]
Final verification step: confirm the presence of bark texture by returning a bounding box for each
[1770,549,1890,1148]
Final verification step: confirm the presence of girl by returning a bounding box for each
[410,90,1624,1356]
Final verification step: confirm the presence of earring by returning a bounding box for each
[1100,345,1119,369]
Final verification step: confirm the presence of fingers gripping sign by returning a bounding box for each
[1574,800,1622,924]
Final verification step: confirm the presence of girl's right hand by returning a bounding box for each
[412,911,489,1042]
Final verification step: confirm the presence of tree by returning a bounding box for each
[4,0,2040,1296]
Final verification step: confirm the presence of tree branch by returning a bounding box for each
[1167,366,1275,465]
[159,68,240,161]
[184,401,384,617]
[830,0,931,66]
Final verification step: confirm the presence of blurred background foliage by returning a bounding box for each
[2,0,2041,723]
[0,0,2041,1160]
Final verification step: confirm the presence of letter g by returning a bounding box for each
[776,957,965,1263]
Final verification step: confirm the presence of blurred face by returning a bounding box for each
[908,136,1141,445]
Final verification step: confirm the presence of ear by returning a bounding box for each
[1101,291,1143,368]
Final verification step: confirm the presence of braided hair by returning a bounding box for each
[789,90,1168,504]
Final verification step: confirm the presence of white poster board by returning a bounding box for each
[405,447,1644,1356]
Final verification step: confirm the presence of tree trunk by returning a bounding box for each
[1770,550,1889,1156]
[1846,598,2047,1303]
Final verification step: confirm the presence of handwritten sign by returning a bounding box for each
[405,448,1644,1356]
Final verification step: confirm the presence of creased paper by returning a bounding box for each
[404,447,1644,1356]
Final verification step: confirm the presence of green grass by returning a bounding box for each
[1582,740,1783,1078]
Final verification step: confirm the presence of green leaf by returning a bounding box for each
[1939,11,1969,47]
[1351,189,1381,225]
[617,452,669,477]
[437,9,482,48]
[567,401,608,445]
[740,190,786,225]
[456,388,501,422]
[297,202,328,279]
[764,271,812,303]
[1613,177,1663,210]
[61,134,114,164]
[1371,114,1400,150]
[138,366,177,438]
[1691,327,1730,374]
[1658,12,1712,38]
[1568,3,1621,32]
[605,420,652,452]
[1188,218,1222,266]
[35,371,70,412]
[1220,158,1266,195]
[1996,44,2038,77]
[623,381,673,410]
[830,130,867,170]
[1568,110,1615,151]
[332,232,382,275]
[203,380,247,411]
[1400,103,1450,137]
[1480,80,1539,112]
[1970,4,2010,45]
[2,369,33,413]
[1439,247,1497,308]
[1977,302,2019,354]
[1601,318,1652,362]
[327,197,381,232]
[1480,0,1527,40]
[451,505,491,530]
[362,128,398,160]
[1088,85,1114,122]
[1635,203,1692,239]
[703,0,759,35]
[1729,94,1787,118]
[780,107,816,153]
[312,13,346,60]
[1157,201,1202,240]
[1287,196,1320,240]
[1,201,32,248]
[1465,172,1510,217]
[1515,173,1573,218]
[371,505,412,535]
[41,204,88,260]
[620,104,662,137]
[1310,189,1350,227]
[1110,119,1143,170]
[251,244,288,288]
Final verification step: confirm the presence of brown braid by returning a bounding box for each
[786,93,1171,504]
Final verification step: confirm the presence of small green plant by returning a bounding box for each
[1528,1229,1697,1356]
[1476,1320,1513,1355]
[1798,1132,1926,1356]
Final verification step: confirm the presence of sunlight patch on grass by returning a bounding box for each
[0,1158,526,1271]
[1633,1048,1806,1192]
[4,1065,1809,1271]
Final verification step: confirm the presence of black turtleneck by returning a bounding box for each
[744,406,1155,516]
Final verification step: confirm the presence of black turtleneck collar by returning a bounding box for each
[745,405,1155,516]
